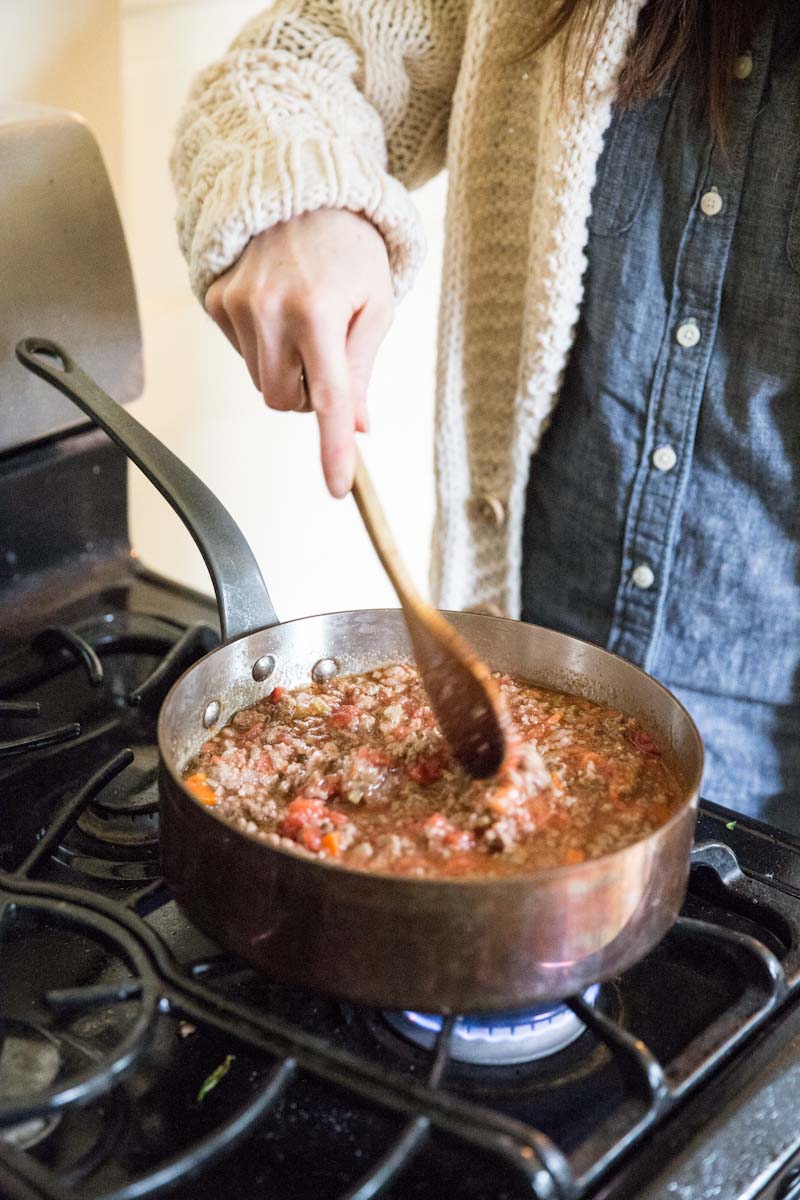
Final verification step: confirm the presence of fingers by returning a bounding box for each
[201,213,396,499]
[206,276,264,391]
[209,278,305,409]
[204,278,241,356]
[256,335,307,412]
[346,302,393,434]
[297,314,355,498]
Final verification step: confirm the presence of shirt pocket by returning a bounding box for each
[588,85,676,238]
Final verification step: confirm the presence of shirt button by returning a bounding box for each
[652,444,677,472]
[700,189,723,217]
[474,493,506,527]
[733,52,753,80]
[676,319,701,348]
[632,564,655,590]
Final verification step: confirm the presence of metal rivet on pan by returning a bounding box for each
[202,700,221,728]
[252,655,276,682]
[312,657,339,683]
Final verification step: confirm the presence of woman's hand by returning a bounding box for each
[204,209,394,497]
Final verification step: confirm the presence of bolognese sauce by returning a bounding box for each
[183,662,682,878]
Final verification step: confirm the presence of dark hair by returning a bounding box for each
[527,0,772,147]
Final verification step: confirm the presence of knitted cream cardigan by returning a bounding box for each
[171,0,646,616]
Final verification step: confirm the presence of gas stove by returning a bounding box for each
[3,554,800,1200]
[3,105,800,1200]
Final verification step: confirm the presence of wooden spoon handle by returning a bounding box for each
[352,448,421,611]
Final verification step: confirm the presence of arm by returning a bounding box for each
[170,0,468,302]
[170,0,467,496]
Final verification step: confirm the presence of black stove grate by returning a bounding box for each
[1,751,799,1200]
[2,607,800,1200]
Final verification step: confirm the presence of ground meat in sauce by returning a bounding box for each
[183,663,682,879]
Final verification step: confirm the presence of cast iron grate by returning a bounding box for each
[1,742,799,1200]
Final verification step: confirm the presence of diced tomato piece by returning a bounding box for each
[423,813,449,837]
[356,746,391,768]
[279,795,327,838]
[329,704,359,728]
[545,810,569,830]
[443,828,475,851]
[407,756,443,785]
[301,826,322,852]
[268,687,287,704]
[316,773,341,799]
[626,727,662,757]
[286,795,326,818]
[423,813,473,851]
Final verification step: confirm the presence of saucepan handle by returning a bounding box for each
[16,337,279,641]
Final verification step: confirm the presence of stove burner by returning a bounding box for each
[75,751,160,847]
[385,985,601,1065]
[50,751,161,881]
[0,1030,62,1150]
[76,805,160,847]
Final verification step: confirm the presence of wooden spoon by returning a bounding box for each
[352,448,510,779]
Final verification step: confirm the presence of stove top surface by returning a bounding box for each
[2,572,800,1200]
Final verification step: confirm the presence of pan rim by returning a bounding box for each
[157,608,704,890]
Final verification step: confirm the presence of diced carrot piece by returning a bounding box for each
[321,832,340,856]
[576,749,604,770]
[562,847,586,866]
[184,772,217,806]
[550,772,563,791]
[268,687,287,704]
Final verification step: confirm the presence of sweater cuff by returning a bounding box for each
[178,134,427,304]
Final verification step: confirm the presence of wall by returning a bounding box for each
[0,0,123,189]
[3,0,444,619]
[123,0,444,620]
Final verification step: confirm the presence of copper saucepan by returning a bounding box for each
[17,338,703,1013]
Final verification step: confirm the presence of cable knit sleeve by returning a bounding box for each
[170,0,468,302]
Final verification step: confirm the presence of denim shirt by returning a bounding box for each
[522,4,800,830]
